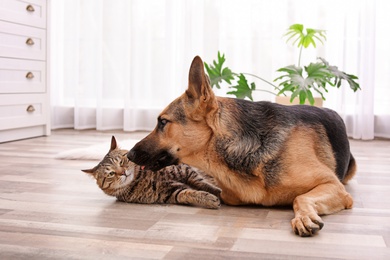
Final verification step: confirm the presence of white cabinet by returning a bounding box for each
[0,0,50,142]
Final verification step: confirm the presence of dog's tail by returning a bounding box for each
[342,153,357,184]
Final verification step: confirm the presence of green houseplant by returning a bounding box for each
[204,24,360,105]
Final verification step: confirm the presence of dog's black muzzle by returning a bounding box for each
[127,147,179,171]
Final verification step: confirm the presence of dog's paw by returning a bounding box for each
[291,214,324,237]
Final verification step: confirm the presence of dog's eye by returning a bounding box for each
[160,119,168,126]
[158,117,169,130]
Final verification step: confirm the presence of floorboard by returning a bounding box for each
[0,129,389,259]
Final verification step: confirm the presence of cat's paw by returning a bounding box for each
[211,187,222,198]
[204,193,221,209]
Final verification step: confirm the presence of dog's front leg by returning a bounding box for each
[291,181,353,237]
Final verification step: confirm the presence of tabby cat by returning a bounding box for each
[82,136,221,209]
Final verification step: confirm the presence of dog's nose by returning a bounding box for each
[127,150,136,161]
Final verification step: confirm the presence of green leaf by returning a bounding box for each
[299,90,307,104]
[284,24,304,46]
[204,51,235,89]
[306,89,315,105]
[275,58,361,105]
[318,57,360,92]
[290,88,300,102]
[227,73,254,101]
[274,62,334,105]
[276,65,301,74]
[284,24,327,49]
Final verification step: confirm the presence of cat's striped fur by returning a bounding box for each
[82,136,221,209]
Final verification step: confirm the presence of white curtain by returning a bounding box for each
[50,0,390,139]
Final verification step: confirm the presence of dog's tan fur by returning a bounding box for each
[128,56,356,236]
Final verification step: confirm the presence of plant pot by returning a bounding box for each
[275,96,323,107]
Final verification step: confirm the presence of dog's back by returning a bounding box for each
[277,102,355,182]
[215,98,355,183]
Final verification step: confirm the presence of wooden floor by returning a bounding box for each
[0,129,389,259]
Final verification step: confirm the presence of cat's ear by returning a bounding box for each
[110,136,117,151]
[82,167,97,178]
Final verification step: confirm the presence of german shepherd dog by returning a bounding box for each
[127,56,356,237]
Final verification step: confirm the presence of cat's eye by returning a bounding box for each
[108,171,115,177]
[120,157,127,166]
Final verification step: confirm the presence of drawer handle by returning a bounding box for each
[26,105,36,113]
[26,5,35,12]
[26,38,35,46]
[26,72,34,79]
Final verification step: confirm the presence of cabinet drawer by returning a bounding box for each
[0,20,46,60]
[0,93,48,130]
[0,58,46,93]
[0,0,46,28]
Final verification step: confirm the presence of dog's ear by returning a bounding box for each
[186,56,216,113]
